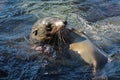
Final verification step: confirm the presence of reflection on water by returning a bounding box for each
[0,0,120,80]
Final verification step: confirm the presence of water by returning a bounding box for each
[0,0,120,80]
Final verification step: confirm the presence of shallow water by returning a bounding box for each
[0,0,120,80]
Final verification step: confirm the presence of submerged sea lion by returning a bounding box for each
[29,17,108,73]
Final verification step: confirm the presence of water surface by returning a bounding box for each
[0,0,120,80]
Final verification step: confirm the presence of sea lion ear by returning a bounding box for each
[63,21,67,25]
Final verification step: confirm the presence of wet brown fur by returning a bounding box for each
[69,29,107,73]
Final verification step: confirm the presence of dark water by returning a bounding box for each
[0,0,120,80]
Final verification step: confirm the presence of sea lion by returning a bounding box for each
[29,17,108,73]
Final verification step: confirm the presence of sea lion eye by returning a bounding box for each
[46,23,52,32]
[33,30,38,36]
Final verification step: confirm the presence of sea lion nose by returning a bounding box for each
[46,23,52,32]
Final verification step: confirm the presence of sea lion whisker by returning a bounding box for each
[58,29,62,42]
[48,34,54,44]
[60,29,66,45]
[53,32,58,46]
[24,36,31,44]
[59,29,62,45]
[63,29,67,44]
[64,30,70,44]
[59,29,62,42]
[58,29,64,51]
[62,29,70,44]
[60,29,66,44]
[62,29,67,44]
[57,30,61,50]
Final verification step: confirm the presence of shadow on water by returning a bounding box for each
[0,0,120,80]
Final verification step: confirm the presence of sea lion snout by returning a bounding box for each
[45,23,52,32]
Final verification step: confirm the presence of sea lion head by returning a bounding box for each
[30,17,68,45]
